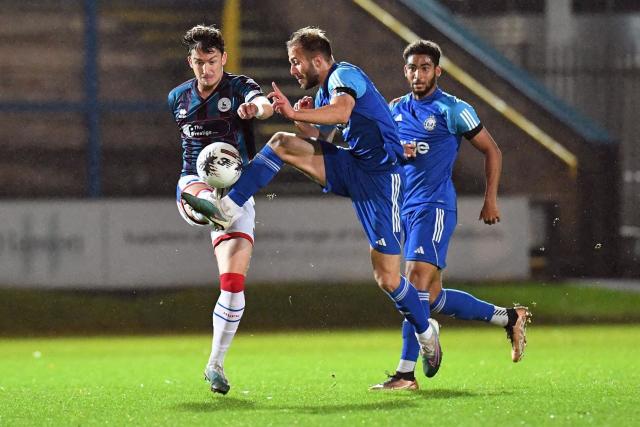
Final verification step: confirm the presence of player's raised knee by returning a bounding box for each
[267,132,296,155]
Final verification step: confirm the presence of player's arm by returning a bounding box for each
[468,127,502,225]
[292,95,320,138]
[292,96,338,141]
[293,92,354,125]
[237,95,274,120]
[270,82,354,125]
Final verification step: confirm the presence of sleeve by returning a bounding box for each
[388,97,402,110]
[327,67,367,100]
[167,90,176,115]
[237,76,264,103]
[451,99,483,138]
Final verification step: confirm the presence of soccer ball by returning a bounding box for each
[196,142,243,188]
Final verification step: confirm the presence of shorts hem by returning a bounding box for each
[404,257,446,269]
[212,232,254,248]
[371,246,401,256]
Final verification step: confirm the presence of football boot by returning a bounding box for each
[369,373,419,391]
[420,318,443,378]
[181,192,231,231]
[505,306,532,362]
[204,364,230,395]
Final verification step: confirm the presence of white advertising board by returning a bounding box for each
[0,196,530,288]
[447,197,531,280]
[0,202,104,286]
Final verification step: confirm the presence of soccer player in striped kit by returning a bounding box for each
[181,27,443,383]
[370,40,531,391]
[169,25,273,395]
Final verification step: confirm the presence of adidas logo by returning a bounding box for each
[394,114,403,122]
[414,246,425,255]
[376,238,387,247]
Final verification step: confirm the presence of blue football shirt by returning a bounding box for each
[390,88,482,212]
[315,62,403,170]
[168,73,263,176]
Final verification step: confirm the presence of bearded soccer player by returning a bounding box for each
[181,27,443,381]
[169,24,273,395]
[370,40,531,391]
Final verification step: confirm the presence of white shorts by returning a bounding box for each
[176,175,255,248]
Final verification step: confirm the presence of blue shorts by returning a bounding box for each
[403,206,457,268]
[321,141,403,255]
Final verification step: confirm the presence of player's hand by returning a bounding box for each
[479,200,500,225]
[268,82,295,120]
[237,102,258,120]
[294,96,314,111]
[403,142,417,159]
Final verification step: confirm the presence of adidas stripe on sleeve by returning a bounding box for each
[452,100,481,136]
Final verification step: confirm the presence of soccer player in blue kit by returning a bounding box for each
[370,40,531,391]
[181,27,443,382]
[170,25,273,395]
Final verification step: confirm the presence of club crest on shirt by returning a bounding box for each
[217,97,232,112]
[424,115,437,131]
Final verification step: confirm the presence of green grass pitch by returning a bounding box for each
[1,325,639,426]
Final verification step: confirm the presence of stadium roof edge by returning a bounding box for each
[399,0,615,145]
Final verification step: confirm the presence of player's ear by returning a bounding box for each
[221,51,228,66]
[312,54,323,68]
[435,65,442,77]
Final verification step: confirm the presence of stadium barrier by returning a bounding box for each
[0,196,530,288]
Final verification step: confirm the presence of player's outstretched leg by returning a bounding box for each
[504,306,532,362]
[430,289,532,362]
[182,139,287,231]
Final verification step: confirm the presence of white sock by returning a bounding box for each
[490,306,509,327]
[396,359,417,374]
[415,324,434,346]
[207,290,245,368]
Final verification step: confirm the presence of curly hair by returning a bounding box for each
[403,40,441,65]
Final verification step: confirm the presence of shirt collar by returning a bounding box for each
[412,86,441,104]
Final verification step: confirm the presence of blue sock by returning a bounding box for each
[227,145,283,207]
[400,290,430,363]
[418,290,431,320]
[400,320,419,362]
[430,288,494,322]
[385,276,428,334]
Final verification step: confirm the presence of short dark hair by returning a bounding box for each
[286,27,332,60]
[403,40,442,65]
[183,24,224,54]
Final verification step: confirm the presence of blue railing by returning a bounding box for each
[399,0,614,145]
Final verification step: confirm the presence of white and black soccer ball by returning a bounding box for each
[196,142,243,188]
